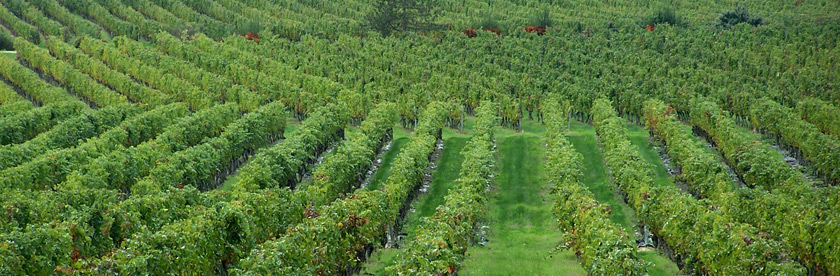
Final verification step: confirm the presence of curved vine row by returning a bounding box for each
[0,55,81,106]
[0,2,41,43]
[64,103,240,191]
[134,101,286,193]
[387,101,498,274]
[795,97,840,140]
[77,35,214,110]
[110,35,262,112]
[0,104,139,170]
[0,80,33,118]
[233,101,450,275]
[96,103,394,274]
[0,103,189,191]
[46,37,171,107]
[0,102,86,145]
[14,37,129,107]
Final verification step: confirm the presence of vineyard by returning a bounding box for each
[0,0,838,275]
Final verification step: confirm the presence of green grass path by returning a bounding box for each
[364,119,680,275]
[460,128,585,275]
[567,120,679,275]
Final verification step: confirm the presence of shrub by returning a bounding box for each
[718,6,763,29]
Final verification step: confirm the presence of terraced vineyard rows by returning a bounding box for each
[0,0,838,275]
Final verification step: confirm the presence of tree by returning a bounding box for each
[367,0,440,36]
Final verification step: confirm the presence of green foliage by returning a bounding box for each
[477,13,500,29]
[643,99,733,200]
[14,37,130,107]
[749,97,840,183]
[80,35,215,110]
[545,98,648,275]
[0,104,140,170]
[643,6,680,27]
[0,32,12,50]
[387,102,497,274]
[718,6,763,29]
[529,9,554,27]
[0,102,86,145]
[236,20,263,35]
[233,102,450,274]
[0,55,81,105]
[62,103,240,192]
[169,23,202,39]
[593,99,804,275]
[795,97,840,139]
[46,36,171,107]
[235,104,349,191]
[367,0,441,36]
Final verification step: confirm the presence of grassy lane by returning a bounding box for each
[625,122,675,188]
[461,127,585,275]
[363,126,411,191]
[566,121,636,231]
[361,121,472,275]
[567,120,679,275]
[218,116,300,191]
[403,137,468,233]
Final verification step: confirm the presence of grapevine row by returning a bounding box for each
[0,104,239,266]
[78,35,215,110]
[14,37,129,107]
[64,103,239,191]
[795,97,840,140]
[749,97,840,184]
[100,103,393,274]
[55,0,139,39]
[387,101,497,274]
[212,35,348,117]
[71,102,283,261]
[0,104,238,236]
[93,0,167,38]
[0,3,41,43]
[0,55,82,106]
[689,100,810,191]
[151,32,295,110]
[146,0,232,39]
[121,0,187,34]
[0,104,139,170]
[546,98,647,275]
[110,36,262,112]
[2,0,63,38]
[234,104,350,191]
[0,80,33,118]
[46,37,171,107]
[28,0,100,37]
[0,104,190,274]
[0,102,86,146]
[593,98,803,275]
[233,101,449,274]
[0,103,188,191]
[134,101,286,193]
[687,99,840,273]
[642,99,734,201]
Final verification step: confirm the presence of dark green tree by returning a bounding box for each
[717,6,763,29]
[367,0,440,36]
